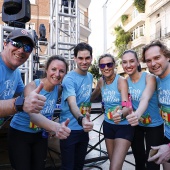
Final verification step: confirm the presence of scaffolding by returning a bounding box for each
[50,0,79,70]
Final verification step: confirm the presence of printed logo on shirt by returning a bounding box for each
[0,80,15,99]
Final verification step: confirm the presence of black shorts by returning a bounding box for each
[163,136,170,144]
[103,120,134,142]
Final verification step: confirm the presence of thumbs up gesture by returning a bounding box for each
[23,82,46,113]
[56,118,71,139]
[112,106,122,124]
[82,112,94,132]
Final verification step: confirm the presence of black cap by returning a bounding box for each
[6,28,35,47]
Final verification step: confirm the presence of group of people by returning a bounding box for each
[0,28,170,170]
[90,42,170,170]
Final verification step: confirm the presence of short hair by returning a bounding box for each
[98,53,115,64]
[122,50,141,72]
[142,40,170,62]
[74,42,93,57]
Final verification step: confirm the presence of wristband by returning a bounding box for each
[168,143,170,148]
[77,116,84,126]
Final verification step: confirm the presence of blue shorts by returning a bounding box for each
[103,120,134,142]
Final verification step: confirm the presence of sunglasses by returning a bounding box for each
[99,62,114,69]
[7,39,33,53]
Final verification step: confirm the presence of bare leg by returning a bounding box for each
[163,162,170,170]
[105,138,131,170]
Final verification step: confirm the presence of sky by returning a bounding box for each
[89,0,106,59]
[89,0,126,59]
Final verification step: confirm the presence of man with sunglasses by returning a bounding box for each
[0,28,46,119]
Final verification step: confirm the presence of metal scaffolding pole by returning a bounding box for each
[50,0,79,71]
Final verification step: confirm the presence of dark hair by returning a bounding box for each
[74,42,93,57]
[122,50,141,72]
[98,53,115,64]
[44,55,68,77]
[142,40,170,62]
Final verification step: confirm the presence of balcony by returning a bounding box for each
[80,11,91,37]
[131,36,146,48]
[150,28,170,41]
[148,0,170,16]
[124,13,146,32]
[79,0,91,9]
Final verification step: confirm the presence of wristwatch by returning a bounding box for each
[14,96,25,112]
[77,116,84,126]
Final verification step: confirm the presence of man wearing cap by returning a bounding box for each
[0,28,46,119]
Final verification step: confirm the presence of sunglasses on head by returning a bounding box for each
[99,62,114,69]
[7,39,33,53]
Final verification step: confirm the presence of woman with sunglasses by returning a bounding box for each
[91,53,134,170]
[121,50,164,170]
[8,55,71,170]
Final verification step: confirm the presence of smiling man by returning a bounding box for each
[59,42,94,170]
[142,40,170,170]
[0,28,46,118]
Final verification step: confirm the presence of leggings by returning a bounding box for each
[131,124,164,170]
[8,127,48,170]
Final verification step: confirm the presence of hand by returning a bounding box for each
[56,119,71,139]
[112,106,121,124]
[82,112,94,132]
[23,82,46,113]
[126,111,139,126]
[148,145,170,164]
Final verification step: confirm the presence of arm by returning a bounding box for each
[25,81,70,139]
[127,74,156,126]
[112,77,130,124]
[0,99,17,117]
[148,144,170,164]
[90,78,102,102]
[67,96,93,132]
[29,113,71,139]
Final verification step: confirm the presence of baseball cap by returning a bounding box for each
[6,28,35,47]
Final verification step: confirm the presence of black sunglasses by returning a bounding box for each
[7,39,33,53]
[99,62,114,69]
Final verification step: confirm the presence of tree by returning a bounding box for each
[88,59,101,80]
[114,26,131,58]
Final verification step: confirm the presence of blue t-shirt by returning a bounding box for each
[128,72,163,127]
[10,79,59,133]
[157,74,170,139]
[60,70,93,130]
[102,74,129,125]
[0,57,24,100]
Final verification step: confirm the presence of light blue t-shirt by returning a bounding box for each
[60,70,93,130]
[0,57,24,100]
[128,72,163,127]
[157,74,170,139]
[10,79,58,133]
[102,74,129,125]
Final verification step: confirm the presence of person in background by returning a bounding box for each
[0,28,46,119]
[122,50,164,170]
[8,55,71,170]
[59,42,94,170]
[142,40,170,170]
[91,53,133,170]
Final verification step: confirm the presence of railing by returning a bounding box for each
[150,28,170,41]
[79,11,91,29]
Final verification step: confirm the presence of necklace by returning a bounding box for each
[105,74,116,85]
